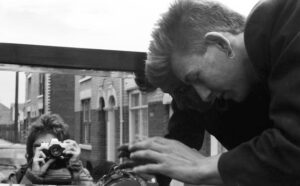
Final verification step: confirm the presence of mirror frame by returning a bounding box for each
[0,43,146,74]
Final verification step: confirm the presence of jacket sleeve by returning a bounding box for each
[165,101,205,150]
[156,101,206,186]
[218,0,300,185]
[19,169,45,184]
[68,160,94,185]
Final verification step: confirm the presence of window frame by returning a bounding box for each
[128,90,148,142]
[81,98,92,144]
[38,73,45,96]
[26,75,32,101]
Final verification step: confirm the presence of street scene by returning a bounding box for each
[0,0,298,185]
[0,70,224,185]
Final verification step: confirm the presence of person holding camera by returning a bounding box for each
[10,114,93,185]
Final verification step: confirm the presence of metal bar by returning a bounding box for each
[0,43,146,72]
[14,71,19,143]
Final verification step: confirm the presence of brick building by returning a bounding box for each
[73,72,171,168]
[23,72,75,139]
[21,69,225,186]
[72,71,223,186]
[21,70,224,158]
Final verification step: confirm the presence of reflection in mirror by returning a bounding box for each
[0,68,175,184]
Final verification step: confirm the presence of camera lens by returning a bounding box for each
[49,144,63,158]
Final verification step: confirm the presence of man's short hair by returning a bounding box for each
[146,0,245,92]
[26,114,70,162]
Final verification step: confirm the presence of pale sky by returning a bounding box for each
[0,71,25,108]
[0,0,259,107]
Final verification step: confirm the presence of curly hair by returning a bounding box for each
[26,114,70,162]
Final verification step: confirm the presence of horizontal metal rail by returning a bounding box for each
[0,43,146,73]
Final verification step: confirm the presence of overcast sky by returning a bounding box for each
[0,0,259,107]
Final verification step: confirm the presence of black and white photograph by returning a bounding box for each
[0,0,299,185]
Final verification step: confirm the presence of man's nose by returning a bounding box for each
[193,84,212,102]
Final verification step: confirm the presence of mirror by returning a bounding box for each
[0,68,173,184]
[0,0,259,184]
[0,66,224,184]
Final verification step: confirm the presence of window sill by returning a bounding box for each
[79,76,92,83]
[79,144,92,150]
[37,95,44,99]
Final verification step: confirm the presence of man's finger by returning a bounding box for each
[130,149,164,163]
[118,143,129,151]
[118,160,138,169]
[129,137,168,153]
[118,149,130,158]
[133,163,162,174]
[134,135,148,142]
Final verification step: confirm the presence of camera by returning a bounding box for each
[40,138,71,161]
[98,166,158,186]
[99,145,158,186]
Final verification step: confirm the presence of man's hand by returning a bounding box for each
[128,137,223,185]
[118,143,149,169]
[32,146,55,176]
[63,139,81,162]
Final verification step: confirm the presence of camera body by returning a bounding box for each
[98,167,158,186]
[40,138,70,161]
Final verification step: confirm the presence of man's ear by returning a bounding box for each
[204,32,233,57]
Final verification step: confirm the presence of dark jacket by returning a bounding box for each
[10,160,93,185]
[164,0,300,185]
[219,0,300,185]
